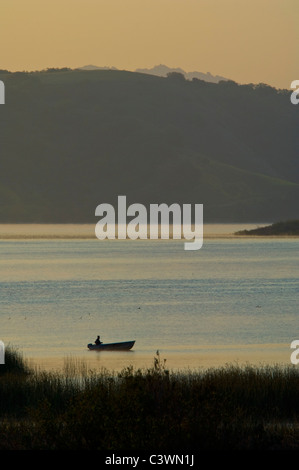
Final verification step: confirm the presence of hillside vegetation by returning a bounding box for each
[0,68,298,223]
[236,219,299,235]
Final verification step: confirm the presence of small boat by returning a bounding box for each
[87,340,135,351]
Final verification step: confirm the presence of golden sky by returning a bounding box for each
[1,0,298,88]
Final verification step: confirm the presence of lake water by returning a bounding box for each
[0,224,298,372]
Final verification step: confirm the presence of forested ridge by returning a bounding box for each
[0,68,297,223]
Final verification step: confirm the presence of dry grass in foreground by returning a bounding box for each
[1,348,299,450]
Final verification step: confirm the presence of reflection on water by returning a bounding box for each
[0,225,298,372]
[33,343,292,374]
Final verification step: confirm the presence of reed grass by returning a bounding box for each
[1,348,299,450]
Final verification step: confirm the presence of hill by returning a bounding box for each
[236,220,299,236]
[135,64,228,82]
[77,64,229,83]
[0,68,298,223]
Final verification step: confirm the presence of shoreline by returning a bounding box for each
[0,223,264,237]
[0,223,298,240]
[0,234,298,240]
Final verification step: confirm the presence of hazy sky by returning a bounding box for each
[1,0,298,88]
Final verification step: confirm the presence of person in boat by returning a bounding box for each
[95,335,102,345]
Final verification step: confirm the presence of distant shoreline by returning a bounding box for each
[0,234,298,240]
[1,222,299,240]
[235,219,299,237]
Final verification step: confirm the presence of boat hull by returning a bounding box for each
[87,340,135,351]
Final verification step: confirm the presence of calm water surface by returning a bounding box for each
[0,225,298,371]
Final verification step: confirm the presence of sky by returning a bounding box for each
[1,0,298,89]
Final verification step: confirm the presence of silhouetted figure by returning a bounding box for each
[95,335,101,345]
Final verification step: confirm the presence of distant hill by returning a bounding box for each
[78,65,119,71]
[77,64,228,83]
[0,68,298,223]
[135,64,228,83]
[236,220,299,236]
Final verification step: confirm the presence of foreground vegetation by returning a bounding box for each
[1,348,299,450]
